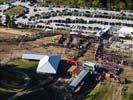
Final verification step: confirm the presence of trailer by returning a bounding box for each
[67,69,89,91]
[67,61,96,91]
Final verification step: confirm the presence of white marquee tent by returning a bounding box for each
[96,26,111,37]
[22,54,61,74]
[118,27,133,38]
[22,54,45,60]
[37,55,61,74]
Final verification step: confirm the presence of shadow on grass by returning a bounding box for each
[127,80,133,84]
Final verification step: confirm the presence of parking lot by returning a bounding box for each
[1,1,133,34]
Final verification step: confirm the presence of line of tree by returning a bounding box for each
[37,0,133,10]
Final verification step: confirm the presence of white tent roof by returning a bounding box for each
[36,55,61,74]
[22,54,45,60]
[96,30,105,37]
[70,32,79,35]
[118,33,127,38]
[22,54,61,74]
[83,61,96,67]
[96,26,111,37]
[118,27,133,38]
[118,27,133,34]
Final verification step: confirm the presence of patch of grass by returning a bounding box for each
[0,90,14,100]
[8,59,38,70]
[85,82,116,100]
[0,0,7,3]
[123,93,133,100]
[4,5,25,16]
[123,55,133,62]
[102,83,114,100]
[84,83,100,100]
[85,67,133,100]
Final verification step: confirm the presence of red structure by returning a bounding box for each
[64,59,80,76]
[67,65,80,76]
[65,59,79,66]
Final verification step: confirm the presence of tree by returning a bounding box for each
[77,0,85,6]
[119,1,126,9]
[6,15,16,28]
[6,15,10,28]
[72,0,78,6]
[126,0,133,9]
[37,0,133,10]
[92,0,100,7]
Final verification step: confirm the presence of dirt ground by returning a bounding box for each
[0,28,33,35]
[0,33,78,62]
[21,35,82,60]
[0,32,17,39]
[79,47,95,63]
[0,29,97,66]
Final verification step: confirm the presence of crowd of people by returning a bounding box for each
[95,40,133,67]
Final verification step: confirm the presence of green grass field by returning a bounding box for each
[84,82,120,100]
[85,69,133,100]
[84,83,100,100]
[4,5,25,16]
[0,0,7,3]
[8,59,38,70]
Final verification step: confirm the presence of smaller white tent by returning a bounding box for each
[96,31,105,37]
[96,26,111,37]
[118,27,133,38]
[70,32,79,35]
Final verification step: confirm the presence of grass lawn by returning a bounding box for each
[0,0,7,3]
[8,59,41,79]
[8,59,38,70]
[124,55,133,62]
[84,82,119,100]
[4,5,25,16]
[123,93,133,100]
[0,90,14,100]
[85,67,133,100]
[120,68,133,100]
[84,83,100,100]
